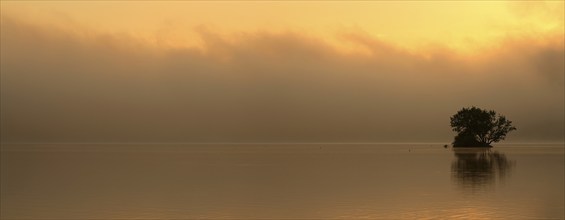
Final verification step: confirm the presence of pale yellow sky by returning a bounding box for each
[2,1,563,54]
[1,1,564,143]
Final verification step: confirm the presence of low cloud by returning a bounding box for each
[1,17,563,143]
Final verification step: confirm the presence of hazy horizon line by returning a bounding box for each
[2,142,563,146]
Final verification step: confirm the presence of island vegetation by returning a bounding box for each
[450,107,516,147]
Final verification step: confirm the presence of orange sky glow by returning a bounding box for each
[1,1,563,143]
[2,1,563,55]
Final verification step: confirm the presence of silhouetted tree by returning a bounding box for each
[450,107,516,147]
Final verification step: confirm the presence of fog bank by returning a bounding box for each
[1,18,563,143]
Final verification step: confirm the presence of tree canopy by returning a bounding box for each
[450,107,516,147]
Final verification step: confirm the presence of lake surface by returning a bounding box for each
[1,144,563,219]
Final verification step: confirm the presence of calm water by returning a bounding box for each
[1,144,563,219]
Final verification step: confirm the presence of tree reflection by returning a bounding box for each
[451,149,514,191]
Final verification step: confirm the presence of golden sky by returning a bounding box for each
[2,1,563,54]
[1,1,564,143]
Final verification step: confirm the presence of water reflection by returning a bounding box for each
[451,148,514,191]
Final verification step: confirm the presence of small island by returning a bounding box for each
[450,107,516,148]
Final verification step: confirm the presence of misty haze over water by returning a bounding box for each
[1,16,564,144]
[1,2,564,219]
